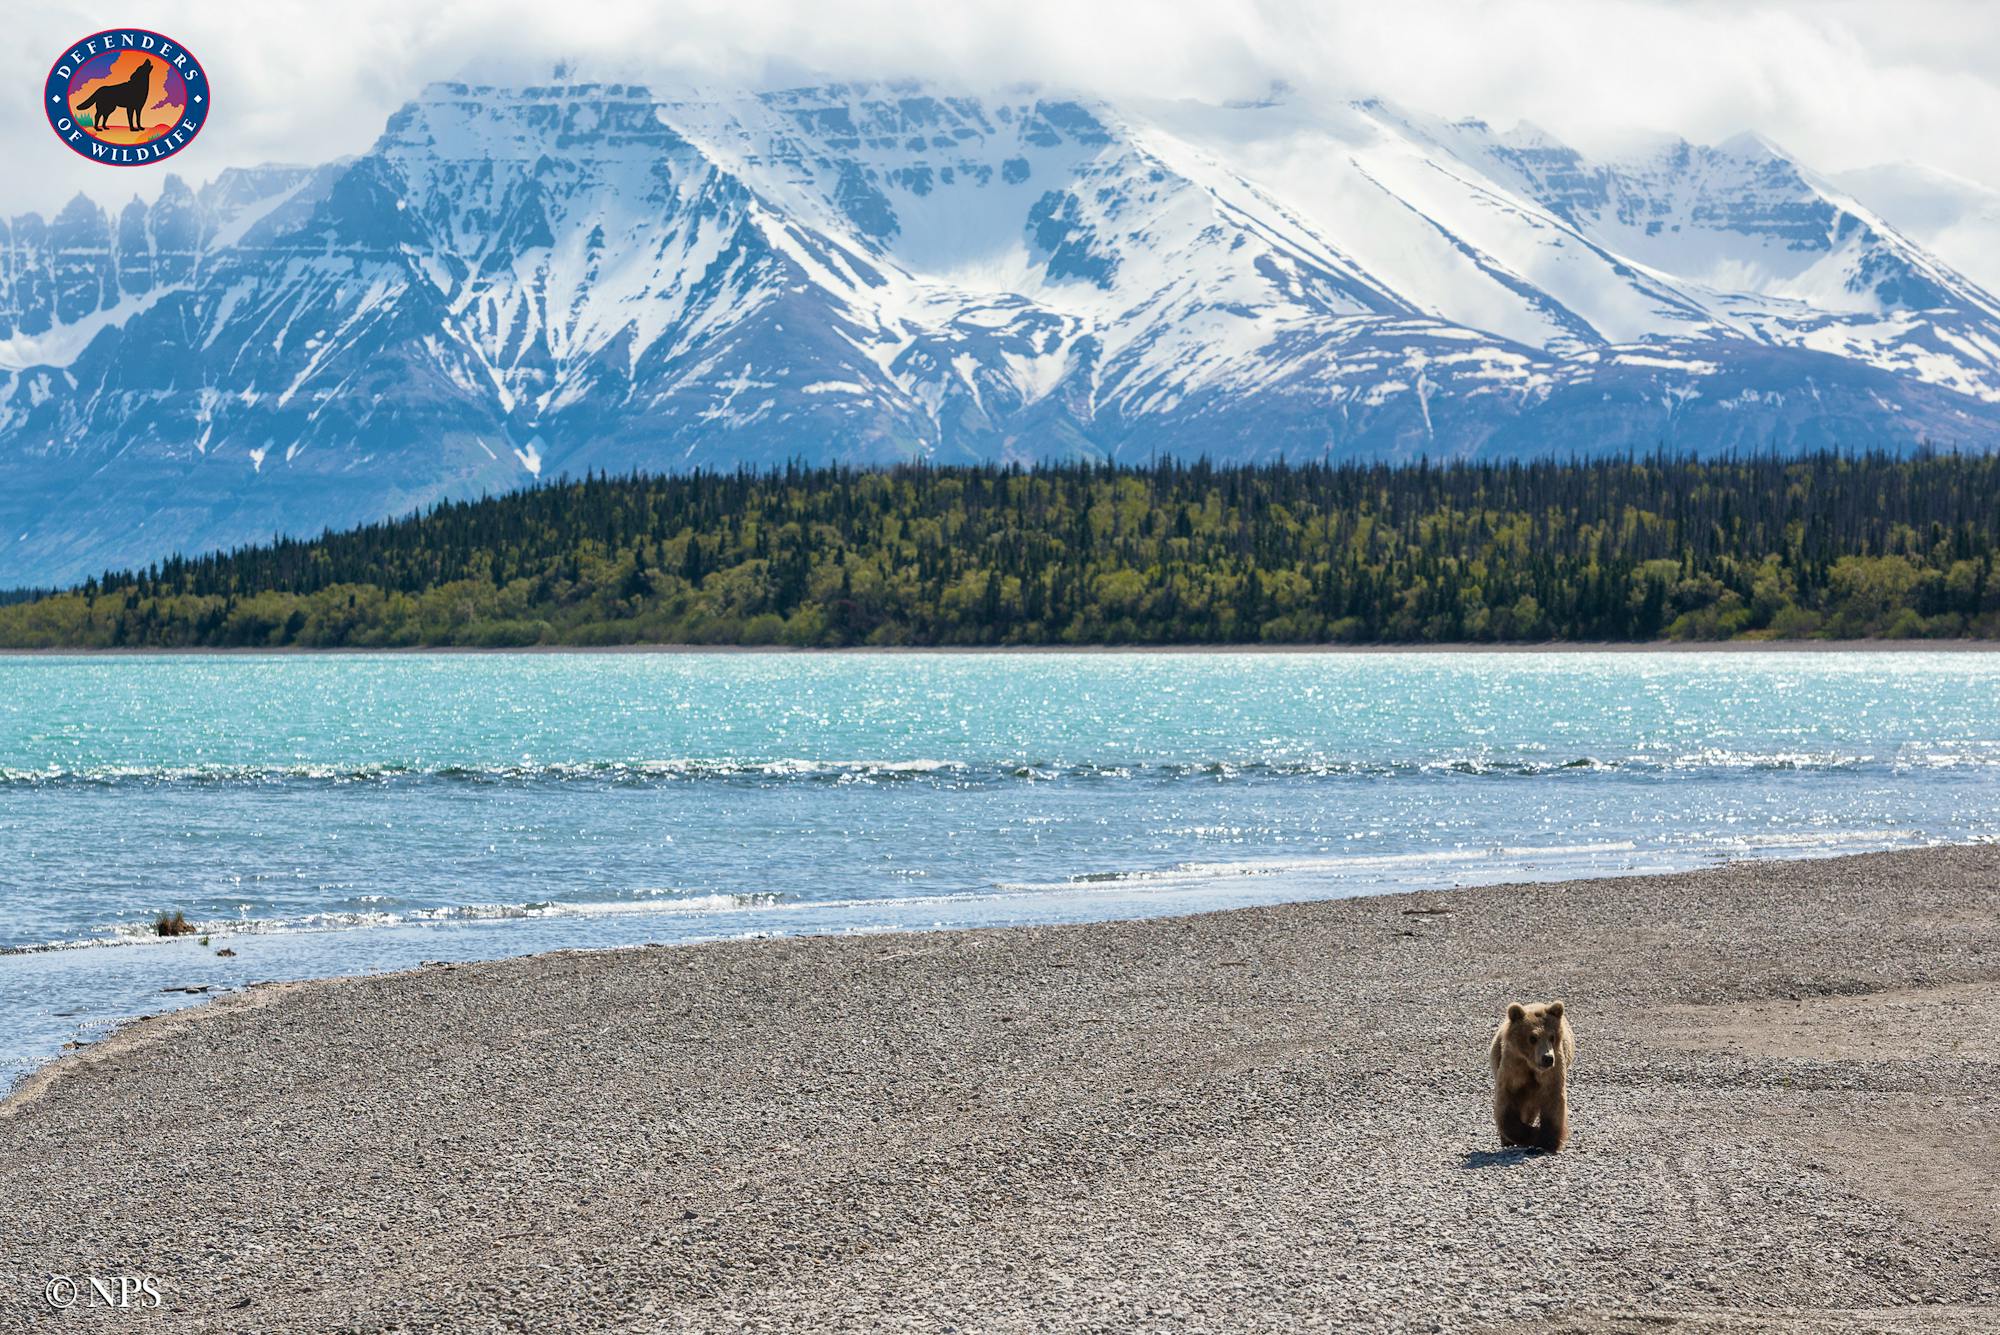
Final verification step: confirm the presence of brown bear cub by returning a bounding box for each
[1489,1000,1576,1151]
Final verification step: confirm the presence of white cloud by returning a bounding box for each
[7,0,2000,217]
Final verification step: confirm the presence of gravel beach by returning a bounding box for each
[2,845,1996,1333]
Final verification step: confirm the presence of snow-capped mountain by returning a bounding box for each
[1833,162,2000,300]
[3,81,2000,585]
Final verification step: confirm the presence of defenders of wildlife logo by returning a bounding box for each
[44,29,209,164]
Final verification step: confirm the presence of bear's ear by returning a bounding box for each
[1506,1002,1526,1023]
[1548,1000,1565,1018]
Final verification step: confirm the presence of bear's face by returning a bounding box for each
[1505,1001,1565,1070]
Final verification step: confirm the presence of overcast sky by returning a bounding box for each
[11,0,2000,216]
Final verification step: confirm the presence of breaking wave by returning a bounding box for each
[0,758,974,789]
[5,826,1961,958]
[3,888,792,954]
[0,746,1985,790]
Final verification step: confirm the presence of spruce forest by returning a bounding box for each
[4,454,1999,649]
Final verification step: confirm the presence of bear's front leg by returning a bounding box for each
[1533,1090,1568,1152]
[1494,1097,1535,1147]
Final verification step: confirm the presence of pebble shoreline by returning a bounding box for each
[2,845,1996,1332]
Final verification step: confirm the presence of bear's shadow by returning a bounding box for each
[1460,1146,1546,1169]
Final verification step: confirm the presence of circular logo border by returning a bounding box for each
[44,28,211,166]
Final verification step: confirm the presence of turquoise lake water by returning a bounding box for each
[3,649,1996,1085]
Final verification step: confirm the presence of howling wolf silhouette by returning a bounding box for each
[75,60,154,133]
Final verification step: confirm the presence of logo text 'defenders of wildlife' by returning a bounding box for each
[44,29,209,165]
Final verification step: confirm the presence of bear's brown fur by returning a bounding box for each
[1489,999,1576,1151]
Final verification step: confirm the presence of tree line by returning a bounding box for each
[3,453,1999,648]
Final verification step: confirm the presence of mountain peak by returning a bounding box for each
[1714,129,1791,162]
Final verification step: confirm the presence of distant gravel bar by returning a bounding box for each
[3,846,1997,1333]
